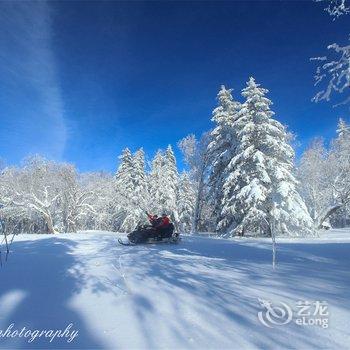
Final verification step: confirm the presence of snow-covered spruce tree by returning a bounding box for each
[337,117,350,137]
[114,148,136,231]
[178,172,196,232]
[149,146,180,227]
[207,85,241,230]
[132,148,148,205]
[149,150,164,213]
[221,77,314,237]
[162,145,180,226]
[129,148,149,224]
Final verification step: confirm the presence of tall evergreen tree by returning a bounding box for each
[163,145,180,225]
[128,148,149,226]
[114,148,136,231]
[178,172,196,232]
[337,118,350,138]
[207,85,241,229]
[132,148,148,208]
[221,77,314,236]
[149,146,180,226]
[149,150,164,213]
[115,148,134,199]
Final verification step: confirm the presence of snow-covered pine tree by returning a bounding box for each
[114,148,135,231]
[178,171,196,232]
[163,145,180,226]
[221,77,314,237]
[207,85,241,230]
[132,148,148,205]
[148,146,180,226]
[116,148,150,230]
[337,117,350,138]
[129,148,149,225]
[149,150,164,213]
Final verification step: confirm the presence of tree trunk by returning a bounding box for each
[192,171,205,234]
[44,213,57,234]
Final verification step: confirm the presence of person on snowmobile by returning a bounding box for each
[147,213,156,225]
[146,213,162,227]
[126,213,176,244]
[155,213,174,239]
[127,212,156,243]
[156,213,170,229]
[142,212,162,240]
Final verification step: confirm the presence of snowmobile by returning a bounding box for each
[118,223,180,246]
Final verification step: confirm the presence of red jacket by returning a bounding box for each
[157,216,170,228]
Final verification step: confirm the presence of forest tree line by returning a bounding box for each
[0,77,349,236]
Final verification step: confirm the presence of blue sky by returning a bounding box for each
[0,1,349,172]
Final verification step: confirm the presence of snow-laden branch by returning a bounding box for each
[312,40,350,105]
[316,0,350,18]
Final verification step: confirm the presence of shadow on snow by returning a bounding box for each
[0,237,104,349]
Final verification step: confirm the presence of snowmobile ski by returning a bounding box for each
[118,236,181,246]
[118,238,135,246]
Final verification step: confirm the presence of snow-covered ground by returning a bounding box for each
[0,229,349,349]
